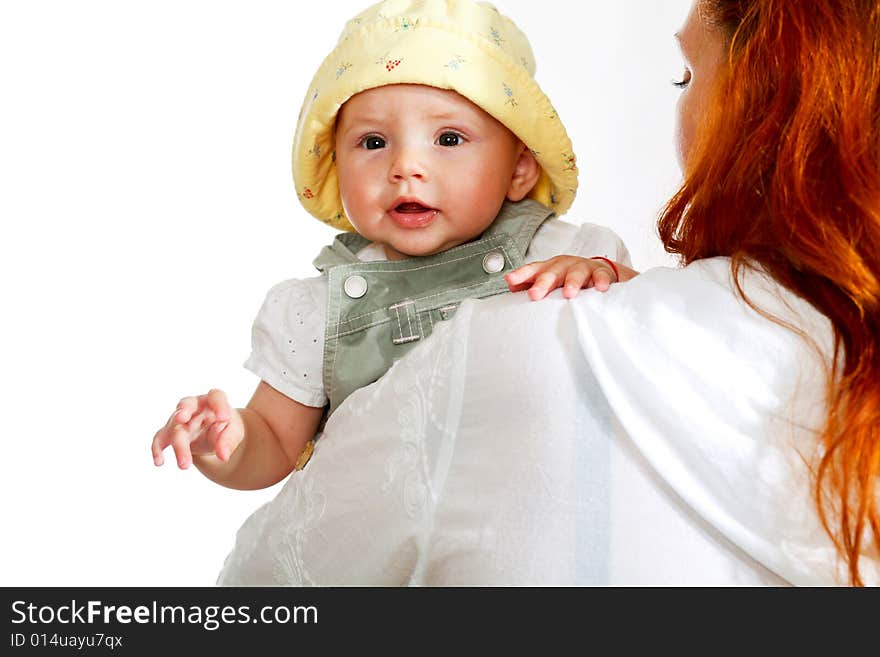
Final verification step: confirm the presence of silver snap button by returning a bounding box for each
[343,274,368,299]
[482,251,505,274]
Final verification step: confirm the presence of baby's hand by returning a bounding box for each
[151,389,244,469]
[505,255,633,301]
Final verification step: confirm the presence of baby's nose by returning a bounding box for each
[388,147,428,182]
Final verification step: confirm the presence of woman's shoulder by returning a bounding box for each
[528,216,631,264]
[642,257,831,340]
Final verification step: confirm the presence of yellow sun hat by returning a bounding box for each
[292,0,578,232]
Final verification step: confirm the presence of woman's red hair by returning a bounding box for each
[659,0,880,585]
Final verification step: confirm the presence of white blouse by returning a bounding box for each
[217,256,880,586]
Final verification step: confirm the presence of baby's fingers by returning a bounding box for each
[152,407,188,466]
[204,389,232,423]
[206,420,232,462]
[528,271,562,301]
[174,396,200,424]
[562,267,589,298]
[151,426,171,466]
[170,423,195,469]
[504,262,544,288]
[592,266,615,292]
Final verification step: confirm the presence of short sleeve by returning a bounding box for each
[243,277,328,408]
[526,218,633,268]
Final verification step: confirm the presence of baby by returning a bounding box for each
[151,0,635,489]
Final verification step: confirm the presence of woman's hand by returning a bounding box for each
[151,389,245,469]
[505,255,638,300]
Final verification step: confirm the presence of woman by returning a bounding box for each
[657,0,880,586]
[217,0,879,586]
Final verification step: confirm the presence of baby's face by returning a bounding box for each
[335,84,527,260]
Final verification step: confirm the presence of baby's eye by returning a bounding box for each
[360,135,386,150]
[436,132,463,147]
[672,68,692,89]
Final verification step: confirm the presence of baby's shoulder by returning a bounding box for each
[256,274,328,320]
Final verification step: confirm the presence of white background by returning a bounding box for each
[1,0,690,585]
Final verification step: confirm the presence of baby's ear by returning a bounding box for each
[506,143,541,202]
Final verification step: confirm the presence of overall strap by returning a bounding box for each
[481,199,555,264]
[312,232,373,272]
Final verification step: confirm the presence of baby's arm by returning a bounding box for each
[505,255,639,300]
[151,382,323,490]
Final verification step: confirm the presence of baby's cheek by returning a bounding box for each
[446,167,506,210]
[340,185,383,230]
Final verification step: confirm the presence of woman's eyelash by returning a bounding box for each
[672,69,692,89]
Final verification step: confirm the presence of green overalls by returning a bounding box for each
[313,199,554,416]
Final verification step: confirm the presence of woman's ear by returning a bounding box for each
[506,143,541,202]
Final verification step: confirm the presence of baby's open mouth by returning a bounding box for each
[395,202,433,213]
[388,200,438,228]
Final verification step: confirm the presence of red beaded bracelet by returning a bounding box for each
[590,256,619,282]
